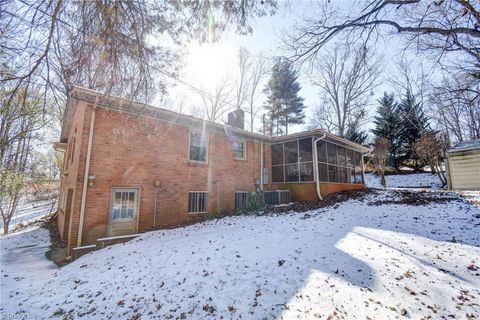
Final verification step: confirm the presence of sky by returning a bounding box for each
[162,1,438,135]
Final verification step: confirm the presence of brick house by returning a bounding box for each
[55,87,369,255]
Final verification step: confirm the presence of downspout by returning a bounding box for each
[260,140,264,191]
[313,133,326,201]
[153,183,160,228]
[77,99,97,247]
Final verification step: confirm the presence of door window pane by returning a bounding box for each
[111,189,137,220]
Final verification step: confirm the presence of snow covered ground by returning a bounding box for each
[0,198,56,232]
[1,189,479,319]
[365,172,444,189]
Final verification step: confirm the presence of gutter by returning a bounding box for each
[77,99,98,247]
[312,133,327,201]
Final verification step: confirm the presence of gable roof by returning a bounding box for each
[61,86,369,153]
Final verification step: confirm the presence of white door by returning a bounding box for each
[108,188,139,237]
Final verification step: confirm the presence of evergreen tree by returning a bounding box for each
[263,59,306,136]
[371,92,403,170]
[345,122,368,145]
[398,91,430,169]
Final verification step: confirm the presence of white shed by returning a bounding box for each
[447,139,480,190]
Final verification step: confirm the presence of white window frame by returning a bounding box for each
[188,191,208,214]
[188,130,209,163]
[110,188,140,221]
[233,138,247,160]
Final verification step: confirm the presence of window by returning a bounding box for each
[285,163,299,182]
[318,163,328,182]
[111,189,138,220]
[327,143,337,164]
[233,139,246,160]
[317,141,327,162]
[271,139,364,184]
[189,131,208,162]
[299,162,314,181]
[235,191,248,210]
[272,165,284,183]
[354,152,364,184]
[188,192,208,213]
[271,138,314,183]
[337,146,346,167]
[299,138,313,162]
[317,141,363,184]
[272,144,284,165]
[284,141,298,164]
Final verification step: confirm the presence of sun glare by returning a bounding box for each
[184,42,236,90]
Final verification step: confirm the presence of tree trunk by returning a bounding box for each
[380,173,387,189]
[3,220,9,235]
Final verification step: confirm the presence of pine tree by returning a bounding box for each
[398,91,430,169]
[371,92,403,170]
[345,122,368,145]
[263,59,306,136]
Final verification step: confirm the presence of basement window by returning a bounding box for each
[188,191,208,213]
[235,191,248,210]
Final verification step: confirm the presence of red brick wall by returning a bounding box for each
[57,101,88,249]
[58,100,364,254]
[63,103,266,251]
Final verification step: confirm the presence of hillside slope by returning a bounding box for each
[1,190,479,319]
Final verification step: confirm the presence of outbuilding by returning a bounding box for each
[447,139,480,190]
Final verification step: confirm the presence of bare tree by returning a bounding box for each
[429,73,480,142]
[286,0,480,74]
[196,79,235,122]
[390,59,431,106]
[310,44,380,138]
[413,131,449,187]
[234,47,252,110]
[230,49,269,131]
[2,0,277,107]
[0,167,25,234]
[371,137,390,189]
[246,53,269,132]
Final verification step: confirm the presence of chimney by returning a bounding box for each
[227,109,245,130]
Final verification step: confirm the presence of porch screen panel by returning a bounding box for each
[317,141,363,184]
[271,138,314,183]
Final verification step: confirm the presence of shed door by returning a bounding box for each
[108,188,139,237]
